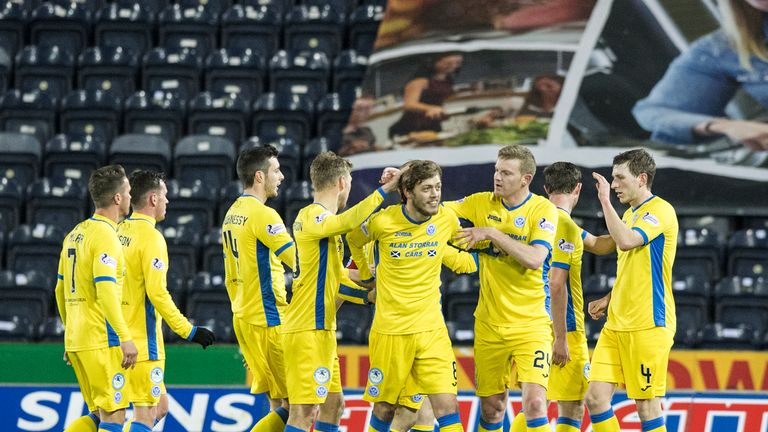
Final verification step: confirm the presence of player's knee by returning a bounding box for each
[634,398,660,421]
[521,393,547,417]
[479,398,505,423]
[373,401,396,422]
[156,394,169,421]
[584,388,608,412]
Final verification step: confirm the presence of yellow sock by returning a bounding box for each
[478,418,502,432]
[555,417,580,432]
[411,424,434,432]
[590,408,620,432]
[251,408,289,432]
[391,429,400,432]
[525,416,549,432]
[641,417,666,432]
[64,414,99,432]
[510,412,526,432]
[436,414,463,432]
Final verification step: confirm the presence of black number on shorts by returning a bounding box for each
[533,350,550,369]
[452,361,458,380]
[640,364,652,384]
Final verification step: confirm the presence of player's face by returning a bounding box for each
[264,157,284,198]
[118,177,131,217]
[154,180,169,222]
[610,163,641,205]
[337,172,353,210]
[409,175,442,217]
[493,158,528,198]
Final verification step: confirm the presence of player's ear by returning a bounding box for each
[574,182,582,195]
[254,170,264,185]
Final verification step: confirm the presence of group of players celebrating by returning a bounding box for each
[56,143,677,432]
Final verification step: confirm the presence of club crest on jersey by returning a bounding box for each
[411,394,423,403]
[367,386,380,397]
[514,216,526,228]
[538,218,556,233]
[390,250,401,258]
[112,373,125,390]
[150,367,164,384]
[557,239,575,253]
[114,392,122,403]
[267,223,286,235]
[315,212,331,224]
[368,368,384,384]
[314,367,331,384]
[642,212,660,226]
[427,249,437,257]
[426,224,436,236]
[100,253,117,268]
[151,258,165,270]
[316,386,328,397]
[152,386,162,397]
[583,362,591,380]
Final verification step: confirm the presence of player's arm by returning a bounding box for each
[592,173,645,251]
[455,226,551,270]
[346,219,376,284]
[582,230,616,255]
[55,249,66,324]
[549,221,574,366]
[255,209,297,271]
[442,245,479,274]
[443,196,477,225]
[303,188,389,239]
[588,291,611,320]
[336,268,370,307]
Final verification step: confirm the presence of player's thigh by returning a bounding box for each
[365,331,416,404]
[547,331,589,402]
[473,320,514,397]
[128,360,165,407]
[77,347,130,412]
[283,330,337,404]
[589,327,623,385]
[619,327,674,400]
[265,326,289,399]
[68,351,97,412]
[412,328,458,395]
[509,325,553,389]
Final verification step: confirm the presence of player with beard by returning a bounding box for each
[283,152,401,432]
[346,160,477,432]
[445,145,558,432]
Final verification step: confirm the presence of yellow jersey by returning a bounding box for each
[221,194,297,327]
[445,192,558,328]
[347,204,478,335]
[118,213,194,362]
[55,214,131,352]
[284,188,387,333]
[607,195,678,332]
[551,208,585,333]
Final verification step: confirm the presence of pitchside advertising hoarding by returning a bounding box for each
[6,387,768,432]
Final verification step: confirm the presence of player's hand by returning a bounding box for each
[367,287,377,304]
[380,167,403,193]
[120,340,138,369]
[588,295,610,320]
[592,172,611,204]
[552,337,570,367]
[454,227,493,249]
[63,352,71,366]
[191,326,216,349]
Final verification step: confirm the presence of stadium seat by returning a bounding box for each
[673,275,710,348]
[186,272,232,341]
[202,227,223,277]
[445,274,480,295]
[78,46,139,99]
[302,137,329,179]
[26,177,87,232]
[204,48,266,103]
[43,134,107,183]
[142,47,202,102]
[109,134,172,174]
[164,178,218,233]
[584,318,604,347]
[252,92,314,145]
[132,0,171,15]
[39,316,65,342]
[267,137,301,189]
[94,1,155,58]
[283,180,312,227]
[743,216,768,230]
[158,4,219,59]
[333,50,368,103]
[158,224,201,280]
[217,180,243,225]
[336,302,372,344]
[715,276,768,337]
[7,223,65,277]
[239,0,292,16]
[123,91,186,145]
[582,273,615,310]
[444,293,476,345]
[0,176,23,233]
[0,270,52,330]
[348,4,383,55]
[284,5,345,58]
[269,50,331,101]
[47,0,106,11]
[15,44,75,103]
[676,227,722,282]
[165,273,186,311]
[728,229,768,278]
[679,215,732,243]
[0,43,11,91]
[446,320,474,346]
[0,2,27,58]
[174,134,237,191]
[0,132,42,191]
[0,309,39,341]
[220,5,281,60]
[316,93,352,149]
[29,2,91,56]
[187,92,250,146]
[60,89,122,145]
[593,252,617,277]
[0,90,57,145]
[701,322,761,350]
